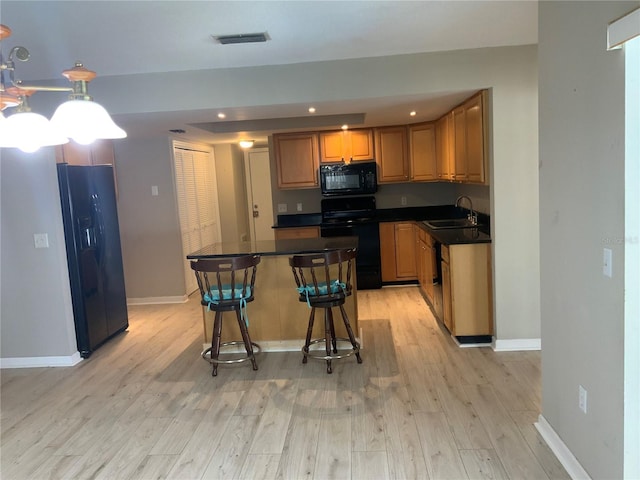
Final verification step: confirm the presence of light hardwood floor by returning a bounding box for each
[1,287,569,480]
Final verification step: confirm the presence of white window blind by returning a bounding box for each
[173,143,221,295]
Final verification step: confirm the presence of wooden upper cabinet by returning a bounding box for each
[375,126,409,183]
[464,92,487,184]
[273,132,319,189]
[55,139,115,166]
[453,105,467,182]
[348,129,375,162]
[435,113,454,181]
[409,122,436,181]
[319,129,374,163]
[451,91,488,184]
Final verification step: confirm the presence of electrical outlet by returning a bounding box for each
[603,248,612,277]
[579,385,587,413]
[34,233,49,249]
[296,203,303,212]
[277,203,287,213]
[401,196,407,206]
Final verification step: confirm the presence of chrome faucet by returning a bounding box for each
[455,195,477,225]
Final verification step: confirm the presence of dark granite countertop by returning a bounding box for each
[416,222,491,245]
[187,236,358,259]
[273,204,491,245]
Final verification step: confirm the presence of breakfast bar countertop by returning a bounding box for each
[187,236,358,259]
[186,236,359,347]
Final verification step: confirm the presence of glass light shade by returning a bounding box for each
[0,111,68,153]
[239,140,254,148]
[50,99,126,145]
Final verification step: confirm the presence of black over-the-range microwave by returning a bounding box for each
[319,161,377,196]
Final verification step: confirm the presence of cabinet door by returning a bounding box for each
[90,140,116,165]
[464,93,486,184]
[375,126,409,183]
[449,244,492,336]
[435,113,453,181]
[319,131,346,163]
[419,239,434,302]
[409,123,436,181]
[274,133,319,189]
[453,106,467,181]
[274,226,320,240]
[56,142,93,165]
[441,257,453,333]
[379,222,397,282]
[349,129,375,161]
[394,222,417,279]
[56,139,115,166]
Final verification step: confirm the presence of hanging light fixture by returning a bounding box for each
[50,63,126,145]
[0,24,126,153]
[0,88,68,152]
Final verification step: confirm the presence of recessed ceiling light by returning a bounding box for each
[410,111,417,116]
[341,124,349,130]
[308,107,316,113]
[217,112,226,119]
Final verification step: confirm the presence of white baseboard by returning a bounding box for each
[492,337,541,351]
[0,352,83,369]
[535,414,591,480]
[127,295,189,305]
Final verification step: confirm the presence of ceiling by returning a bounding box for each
[0,1,538,145]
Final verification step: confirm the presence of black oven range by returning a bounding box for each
[320,196,382,289]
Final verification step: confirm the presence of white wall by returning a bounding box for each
[0,44,539,364]
[538,1,638,477]
[0,148,78,362]
[114,137,185,301]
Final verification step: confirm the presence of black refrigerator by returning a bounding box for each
[57,163,129,358]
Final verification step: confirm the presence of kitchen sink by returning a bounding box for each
[423,218,483,229]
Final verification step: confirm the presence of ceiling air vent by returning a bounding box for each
[213,32,269,45]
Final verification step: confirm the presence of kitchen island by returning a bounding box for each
[187,236,359,350]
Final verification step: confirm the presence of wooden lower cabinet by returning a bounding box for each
[274,226,320,240]
[416,228,435,303]
[440,243,492,337]
[380,222,417,282]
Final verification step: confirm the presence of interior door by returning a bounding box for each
[244,148,275,241]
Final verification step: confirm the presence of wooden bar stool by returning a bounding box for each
[289,248,362,373]
[191,255,261,376]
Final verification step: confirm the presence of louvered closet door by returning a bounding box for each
[173,145,221,296]
[192,150,219,248]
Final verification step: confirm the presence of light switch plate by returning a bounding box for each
[34,233,49,249]
[603,248,612,277]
